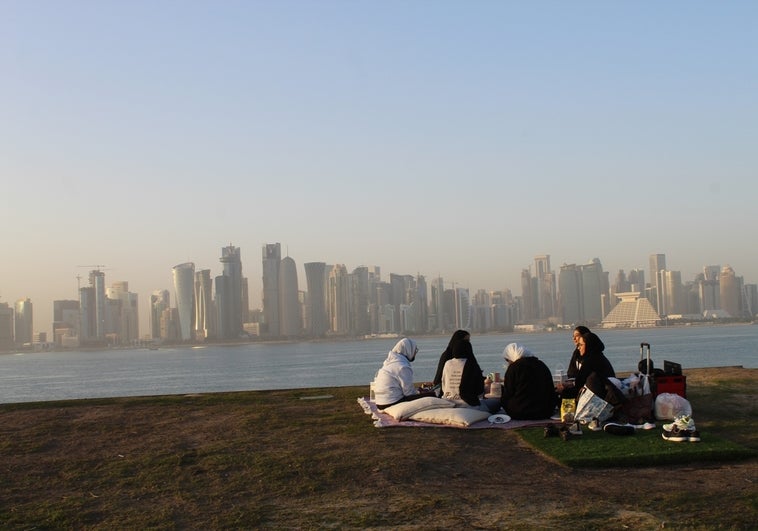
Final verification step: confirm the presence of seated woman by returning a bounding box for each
[571,331,625,408]
[440,339,500,413]
[432,329,473,396]
[374,337,432,410]
[500,343,558,420]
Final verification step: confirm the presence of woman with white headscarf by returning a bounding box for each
[374,338,431,409]
[500,342,558,420]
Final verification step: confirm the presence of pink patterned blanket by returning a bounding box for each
[357,397,558,430]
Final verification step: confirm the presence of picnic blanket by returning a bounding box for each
[358,397,557,430]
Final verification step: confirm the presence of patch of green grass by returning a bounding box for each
[518,425,756,468]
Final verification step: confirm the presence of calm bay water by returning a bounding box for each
[1,324,756,404]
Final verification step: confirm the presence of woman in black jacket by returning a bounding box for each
[500,343,558,420]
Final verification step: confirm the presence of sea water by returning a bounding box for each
[0,324,755,404]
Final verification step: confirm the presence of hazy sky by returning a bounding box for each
[2,1,757,338]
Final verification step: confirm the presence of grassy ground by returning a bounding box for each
[1,366,756,530]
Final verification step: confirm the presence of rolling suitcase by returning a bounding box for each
[621,343,656,424]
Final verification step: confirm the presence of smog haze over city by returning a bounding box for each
[2,2,757,338]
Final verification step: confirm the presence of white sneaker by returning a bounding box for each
[662,415,695,432]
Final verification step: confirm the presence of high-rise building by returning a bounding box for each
[194,269,214,340]
[304,262,329,337]
[415,275,428,334]
[172,262,195,341]
[559,263,583,325]
[581,258,606,324]
[92,270,107,340]
[350,266,371,336]
[520,268,536,322]
[454,287,471,329]
[106,281,139,344]
[219,245,244,339]
[662,270,684,315]
[262,243,281,337]
[430,277,445,332]
[279,256,301,337]
[719,265,742,318]
[534,255,556,320]
[14,298,33,346]
[150,290,170,340]
[649,254,666,314]
[329,264,350,335]
[0,302,14,350]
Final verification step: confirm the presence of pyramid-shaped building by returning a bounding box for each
[601,292,661,328]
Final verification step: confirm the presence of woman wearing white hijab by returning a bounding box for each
[500,342,559,420]
[374,338,431,409]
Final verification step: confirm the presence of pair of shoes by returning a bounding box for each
[587,417,603,432]
[544,424,559,438]
[662,415,700,442]
[631,419,656,430]
[603,422,635,436]
[559,422,583,441]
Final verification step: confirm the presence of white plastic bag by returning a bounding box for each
[654,393,692,420]
[575,386,615,423]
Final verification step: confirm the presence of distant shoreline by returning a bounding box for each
[3,321,754,355]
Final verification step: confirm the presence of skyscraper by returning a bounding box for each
[649,253,666,313]
[150,290,170,339]
[279,255,301,337]
[581,258,605,324]
[172,262,195,341]
[534,255,556,319]
[0,303,13,350]
[90,269,107,340]
[262,243,281,337]
[195,269,214,339]
[14,298,33,346]
[559,263,583,325]
[719,265,742,318]
[219,245,244,339]
[329,264,350,335]
[304,262,329,337]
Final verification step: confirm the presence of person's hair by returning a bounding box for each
[574,325,591,335]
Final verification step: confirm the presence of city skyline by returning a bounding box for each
[3,3,757,338]
[1,245,755,341]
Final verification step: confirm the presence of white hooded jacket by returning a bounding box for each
[373,338,418,407]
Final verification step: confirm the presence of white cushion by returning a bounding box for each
[409,407,490,427]
[382,397,455,421]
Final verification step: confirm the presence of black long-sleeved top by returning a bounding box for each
[500,356,558,420]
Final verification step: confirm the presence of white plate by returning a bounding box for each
[487,413,511,424]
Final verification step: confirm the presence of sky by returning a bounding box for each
[2,1,757,338]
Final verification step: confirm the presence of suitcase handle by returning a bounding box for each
[639,342,652,374]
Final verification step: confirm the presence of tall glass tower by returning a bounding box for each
[14,298,33,345]
[195,269,215,339]
[279,256,301,337]
[219,245,243,338]
[172,262,195,341]
[304,262,328,337]
[262,243,281,337]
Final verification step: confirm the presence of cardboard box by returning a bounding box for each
[656,375,686,398]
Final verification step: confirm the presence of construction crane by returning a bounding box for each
[77,264,107,270]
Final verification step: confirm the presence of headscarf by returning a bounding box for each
[446,329,470,350]
[390,337,418,362]
[451,338,476,359]
[581,332,604,355]
[503,342,534,364]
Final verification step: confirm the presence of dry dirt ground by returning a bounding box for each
[1,367,756,529]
